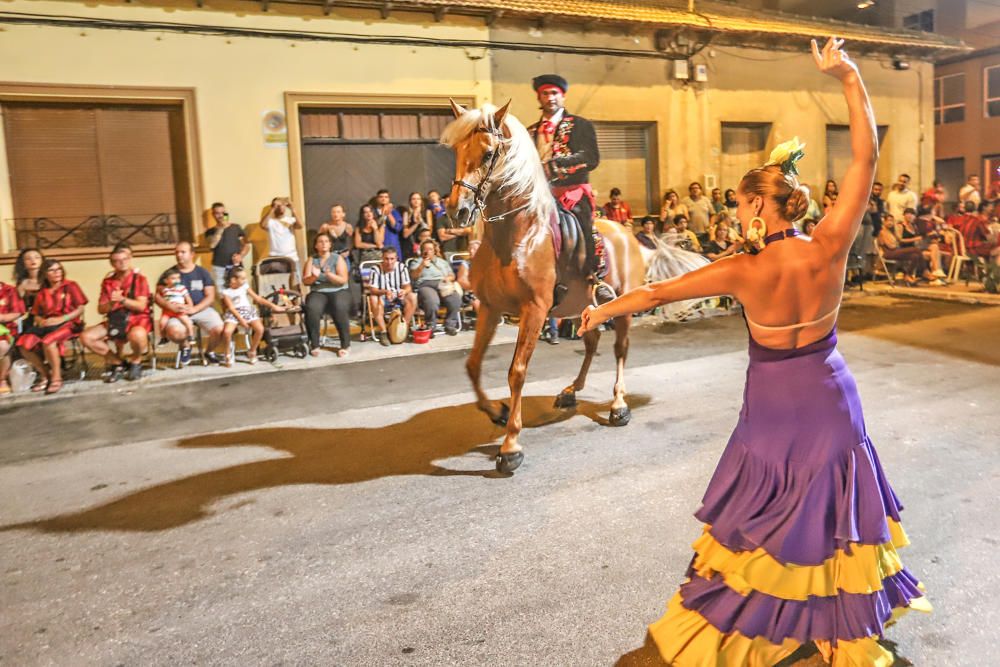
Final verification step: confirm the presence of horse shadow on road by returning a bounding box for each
[4,394,650,534]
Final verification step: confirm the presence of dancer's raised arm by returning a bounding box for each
[810,38,878,257]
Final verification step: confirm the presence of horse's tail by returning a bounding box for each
[644,237,710,283]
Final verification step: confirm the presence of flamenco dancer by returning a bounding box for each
[581,38,930,665]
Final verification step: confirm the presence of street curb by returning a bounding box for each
[860,284,1000,306]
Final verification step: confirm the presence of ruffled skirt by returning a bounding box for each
[649,330,930,665]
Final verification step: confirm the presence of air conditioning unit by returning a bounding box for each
[704,174,718,190]
[673,60,689,80]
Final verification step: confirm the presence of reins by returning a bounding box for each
[452,125,531,225]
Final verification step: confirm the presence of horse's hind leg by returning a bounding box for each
[466,304,507,426]
[496,303,546,473]
[609,314,632,427]
[554,326,601,408]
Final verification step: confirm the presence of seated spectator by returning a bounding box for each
[962,202,1000,266]
[703,225,738,261]
[354,204,384,264]
[898,208,947,283]
[877,221,928,286]
[206,202,249,289]
[409,239,461,336]
[302,232,351,357]
[402,192,433,260]
[603,188,633,224]
[435,206,471,256]
[635,217,659,250]
[14,248,44,313]
[672,215,702,252]
[455,239,481,317]
[157,241,225,365]
[81,248,153,383]
[18,259,88,394]
[367,247,418,347]
[317,203,354,265]
[156,268,196,345]
[260,197,302,276]
[220,266,285,366]
[0,280,26,394]
[711,212,744,244]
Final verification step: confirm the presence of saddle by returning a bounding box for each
[549,201,606,307]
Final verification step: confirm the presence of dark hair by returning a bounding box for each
[873,181,883,188]
[377,189,390,197]
[39,258,65,288]
[358,204,375,226]
[13,248,43,283]
[313,232,334,254]
[641,216,656,226]
[825,180,838,194]
[900,173,911,181]
[689,182,703,190]
[663,189,679,204]
[211,202,225,209]
[724,188,735,199]
[610,187,622,198]
[175,240,194,253]
[964,201,976,213]
[225,265,246,284]
[916,205,933,217]
[381,246,398,256]
[158,267,181,286]
[427,189,440,197]
[978,201,990,213]
[903,208,917,216]
[673,214,688,225]
[969,174,979,180]
[408,192,425,211]
[111,240,132,255]
[932,180,941,188]
[738,165,810,222]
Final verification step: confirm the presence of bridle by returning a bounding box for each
[452,125,531,225]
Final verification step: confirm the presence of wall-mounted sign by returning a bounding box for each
[262,110,287,148]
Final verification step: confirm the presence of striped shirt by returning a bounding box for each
[368,263,410,293]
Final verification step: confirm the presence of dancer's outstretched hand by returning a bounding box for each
[811,37,859,82]
[579,305,608,334]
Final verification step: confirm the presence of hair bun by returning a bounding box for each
[784,185,810,221]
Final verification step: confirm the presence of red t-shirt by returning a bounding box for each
[31,280,88,323]
[603,201,633,224]
[99,269,151,316]
[0,282,25,317]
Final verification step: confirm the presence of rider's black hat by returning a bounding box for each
[532,74,568,93]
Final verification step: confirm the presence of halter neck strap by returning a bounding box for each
[763,228,800,245]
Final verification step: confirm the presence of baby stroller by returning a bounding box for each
[253,256,309,360]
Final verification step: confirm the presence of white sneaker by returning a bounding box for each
[929,279,947,287]
[932,269,947,278]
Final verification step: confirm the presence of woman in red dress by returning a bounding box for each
[17,258,88,394]
[0,280,26,394]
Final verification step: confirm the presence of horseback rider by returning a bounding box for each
[528,74,616,305]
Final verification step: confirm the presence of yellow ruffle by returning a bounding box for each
[691,520,912,600]
[649,593,800,666]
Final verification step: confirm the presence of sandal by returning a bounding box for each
[337,348,349,358]
[247,354,258,365]
[31,378,49,393]
[45,379,63,394]
[0,381,10,395]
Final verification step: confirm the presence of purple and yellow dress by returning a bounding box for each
[649,282,930,665]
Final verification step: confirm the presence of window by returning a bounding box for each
[826,125,889,184]
[3,101,192,251]
[903,9,934,32]
[591,122,655,216]
[934,73,965,125]
[985,65,1000,118]
[720,122,771,192]
[300,109,452,142]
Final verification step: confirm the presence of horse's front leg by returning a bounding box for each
[496,302,547,473]
[466,303,507,426]
[609,313,632,426]
[554,326,601,408]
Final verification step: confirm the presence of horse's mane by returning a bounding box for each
[441,104,554,247]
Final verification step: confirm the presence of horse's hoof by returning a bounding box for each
[491,403,510,427]
[496,451,524,473]
[609,406,631,427]
[554,390,577,409]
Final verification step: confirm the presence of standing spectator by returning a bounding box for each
[703,225,738,261]
[802,219,819,236]
[796,183,823,227]
[681,182,713,239]
[13,248,43,313]
[435,210,471,256]
[374,189,404,257]
[219,266,285,366]
[157,241,225,365]
[658,190,688,234]
[958,174,982,208]
[822,179,839,213]
[869,181,887,235]
[402,192,433,259]
[922,180,946,218]
[603,188,633,224]
[81,248,152,383]
[672,215,702,252]
[635,216,658,250]
[260,197,303,277]
[317,203,354,265]
[367,247,417,346]
[0,280,25,394]
[409,239,461,336]
[723,188,739,220]
[17,259,87,394]
[710,188,725,215]
[354,204,384,263]
[206,202,249,290]
[302,233,351,357]
[887,173,918,221]
[427,190,448,221]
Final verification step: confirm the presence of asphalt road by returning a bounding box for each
[1,295,997,666]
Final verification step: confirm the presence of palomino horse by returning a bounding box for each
[442,100,647,473]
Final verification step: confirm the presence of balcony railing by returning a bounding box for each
[12,213,178,250]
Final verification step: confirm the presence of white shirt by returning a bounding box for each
[958,184,981,206]
[535,108,565,162]
[222,283,251,310]
[886,188,918,221]
[267,213,299,258]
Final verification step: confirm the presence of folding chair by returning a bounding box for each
[354,260,383,343]
[873,243,898,286]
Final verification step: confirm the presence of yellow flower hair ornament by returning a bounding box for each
[766,137,806,177]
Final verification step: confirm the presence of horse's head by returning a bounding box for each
[441,99,512,227]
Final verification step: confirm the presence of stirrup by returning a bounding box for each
[591,280,616,306]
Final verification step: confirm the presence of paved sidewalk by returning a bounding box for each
[861,280,1000,305]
